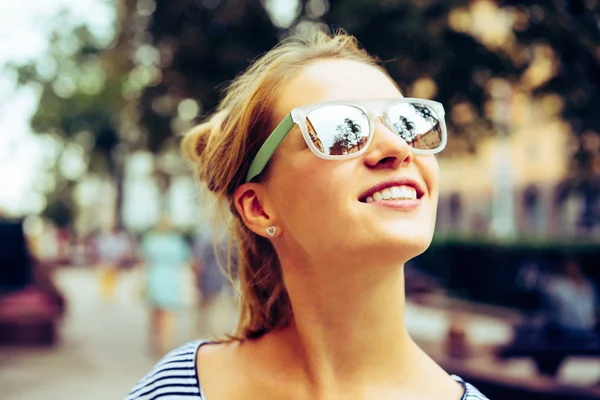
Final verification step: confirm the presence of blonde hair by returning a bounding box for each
[182,30,382,340]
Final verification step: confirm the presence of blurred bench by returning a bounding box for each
[497,324,600,377]
[440,354,600,400]
[0,287,62,346]
[0,219,65,347]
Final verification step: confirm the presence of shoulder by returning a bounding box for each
[451,375,489,400]
[125,340,207,400]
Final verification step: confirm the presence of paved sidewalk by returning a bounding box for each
[0,267,236,400]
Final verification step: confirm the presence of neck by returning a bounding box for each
[279,256,419,392]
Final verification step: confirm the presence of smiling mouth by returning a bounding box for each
[360,185,423,203]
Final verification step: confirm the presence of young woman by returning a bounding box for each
[127,30,488,400]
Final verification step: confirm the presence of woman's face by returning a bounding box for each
[262,59,439,265]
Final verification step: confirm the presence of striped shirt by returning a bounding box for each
[126,340,489,400]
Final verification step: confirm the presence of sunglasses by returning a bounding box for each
[245,98,447,182]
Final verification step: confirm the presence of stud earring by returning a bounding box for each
[266,226,277,237]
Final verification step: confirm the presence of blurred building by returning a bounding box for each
[433,0,599,240]
[436,90,597,239]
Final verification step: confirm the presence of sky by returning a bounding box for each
[0,0,115,215]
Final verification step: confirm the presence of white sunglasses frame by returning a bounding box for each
[245,97,447,182]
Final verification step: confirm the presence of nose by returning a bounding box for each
[363,120,413,169]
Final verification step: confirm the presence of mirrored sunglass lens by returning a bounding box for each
[306,105,370,156]
[387,103,442,150]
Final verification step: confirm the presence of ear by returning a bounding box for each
[233,182,279,238]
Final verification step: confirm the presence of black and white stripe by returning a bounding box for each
[126,340,205,400]
[452,375,489,400]
[126,340,488,400]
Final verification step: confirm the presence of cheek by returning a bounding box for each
[419,156,440,192]
[431,166,440,197]
[270,157,349,223]
[426,159,440,216]
[270,161,322,216]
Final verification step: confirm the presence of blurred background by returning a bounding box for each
[1,0,600,399]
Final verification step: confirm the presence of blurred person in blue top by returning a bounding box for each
[541,258,599,338]
[140,215,192,356]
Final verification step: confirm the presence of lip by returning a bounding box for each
[363,199,422,211]
[358,178,425,203]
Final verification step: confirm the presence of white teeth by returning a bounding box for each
[366,185,417,202]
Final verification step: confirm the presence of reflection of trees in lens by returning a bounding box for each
[329,118,366,155]
[393,116,417,142]
[392,103,442,149]
[411,103,437,125]
[410,104,442,149]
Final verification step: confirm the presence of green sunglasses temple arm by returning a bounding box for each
[245,114,296,182]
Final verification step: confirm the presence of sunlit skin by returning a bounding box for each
[197,60,464,400]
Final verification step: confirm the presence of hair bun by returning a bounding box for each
[182,109,229,192]
[182,121,208,163]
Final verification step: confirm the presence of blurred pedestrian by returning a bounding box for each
[95,225,131,302]
[139,216,192,356]
[541,258,599,337]
[192,225,236,336]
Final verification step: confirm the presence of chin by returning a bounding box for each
[381,226,435,262]
[398,237,433,261]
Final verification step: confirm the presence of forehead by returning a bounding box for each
[274,59,401,121]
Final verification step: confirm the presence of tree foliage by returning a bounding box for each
[137,0,281,153]
[500,0,600,177]
[6,8,133,225]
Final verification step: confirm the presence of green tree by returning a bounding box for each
[329,118,365,154]
[7,4,137,227]
[136,0,281,153]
